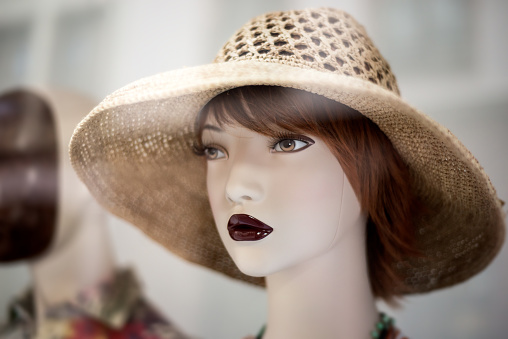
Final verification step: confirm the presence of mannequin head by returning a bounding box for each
[0,88,105,264]
[203,114,356,279]
[196,86,424,300]
[0,90,58,262]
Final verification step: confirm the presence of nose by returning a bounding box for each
[225,161,263,204]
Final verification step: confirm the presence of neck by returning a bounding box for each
[263,217,377,339]
[30,209,115,325]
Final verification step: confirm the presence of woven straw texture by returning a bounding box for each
[70,8,505,294]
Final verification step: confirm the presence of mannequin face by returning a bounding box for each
[203,115,357,277]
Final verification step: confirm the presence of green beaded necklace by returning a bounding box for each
[371,312,395,338]
[255,313,394,339]
[255,325,266,339]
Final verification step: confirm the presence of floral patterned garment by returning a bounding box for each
[0,269,190,339]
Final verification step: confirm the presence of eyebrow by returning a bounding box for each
[202,124,223,133]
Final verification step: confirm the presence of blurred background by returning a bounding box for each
[0,0,507,338]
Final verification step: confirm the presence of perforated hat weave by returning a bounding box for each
[70,8,505,294]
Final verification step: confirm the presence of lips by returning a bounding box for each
[227,214,273,241]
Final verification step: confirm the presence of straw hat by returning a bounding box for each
[70,8,505,294]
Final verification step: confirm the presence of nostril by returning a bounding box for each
[225,172,263,203]
[226,194,253,203]
[225,186,259,203]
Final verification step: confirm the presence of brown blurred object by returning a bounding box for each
[0,90,58,262]
[0,88,192,338]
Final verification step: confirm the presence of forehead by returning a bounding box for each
[197,96,308,140]
[200,115,272,143]
[201,109,296,139]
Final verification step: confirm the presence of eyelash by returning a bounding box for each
[194,141,227,160]
[194,132,314,159]
[268,132,314,151]
[192,142,207,156]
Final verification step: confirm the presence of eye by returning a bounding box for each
[204,146,227,160]
[271,135,315,153]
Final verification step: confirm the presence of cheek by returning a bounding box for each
[267,160,345,251]
[273,162,344,220]
[206,170,217,209]
[206,164,230,242]
[206,166,223,216]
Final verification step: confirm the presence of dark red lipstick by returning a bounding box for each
[227,214,273,241]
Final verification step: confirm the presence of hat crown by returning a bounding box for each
[215,8,400,95]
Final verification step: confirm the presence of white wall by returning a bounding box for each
[1,1,507,338]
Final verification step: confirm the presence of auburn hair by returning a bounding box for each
[196,86,424,302]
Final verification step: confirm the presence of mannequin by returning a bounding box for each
[0,89,189,339]
[67,8,504,339]
[196,85,413,339]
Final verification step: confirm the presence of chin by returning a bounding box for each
[229,247,283,278]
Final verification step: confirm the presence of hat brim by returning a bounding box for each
[70,60,505,293]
